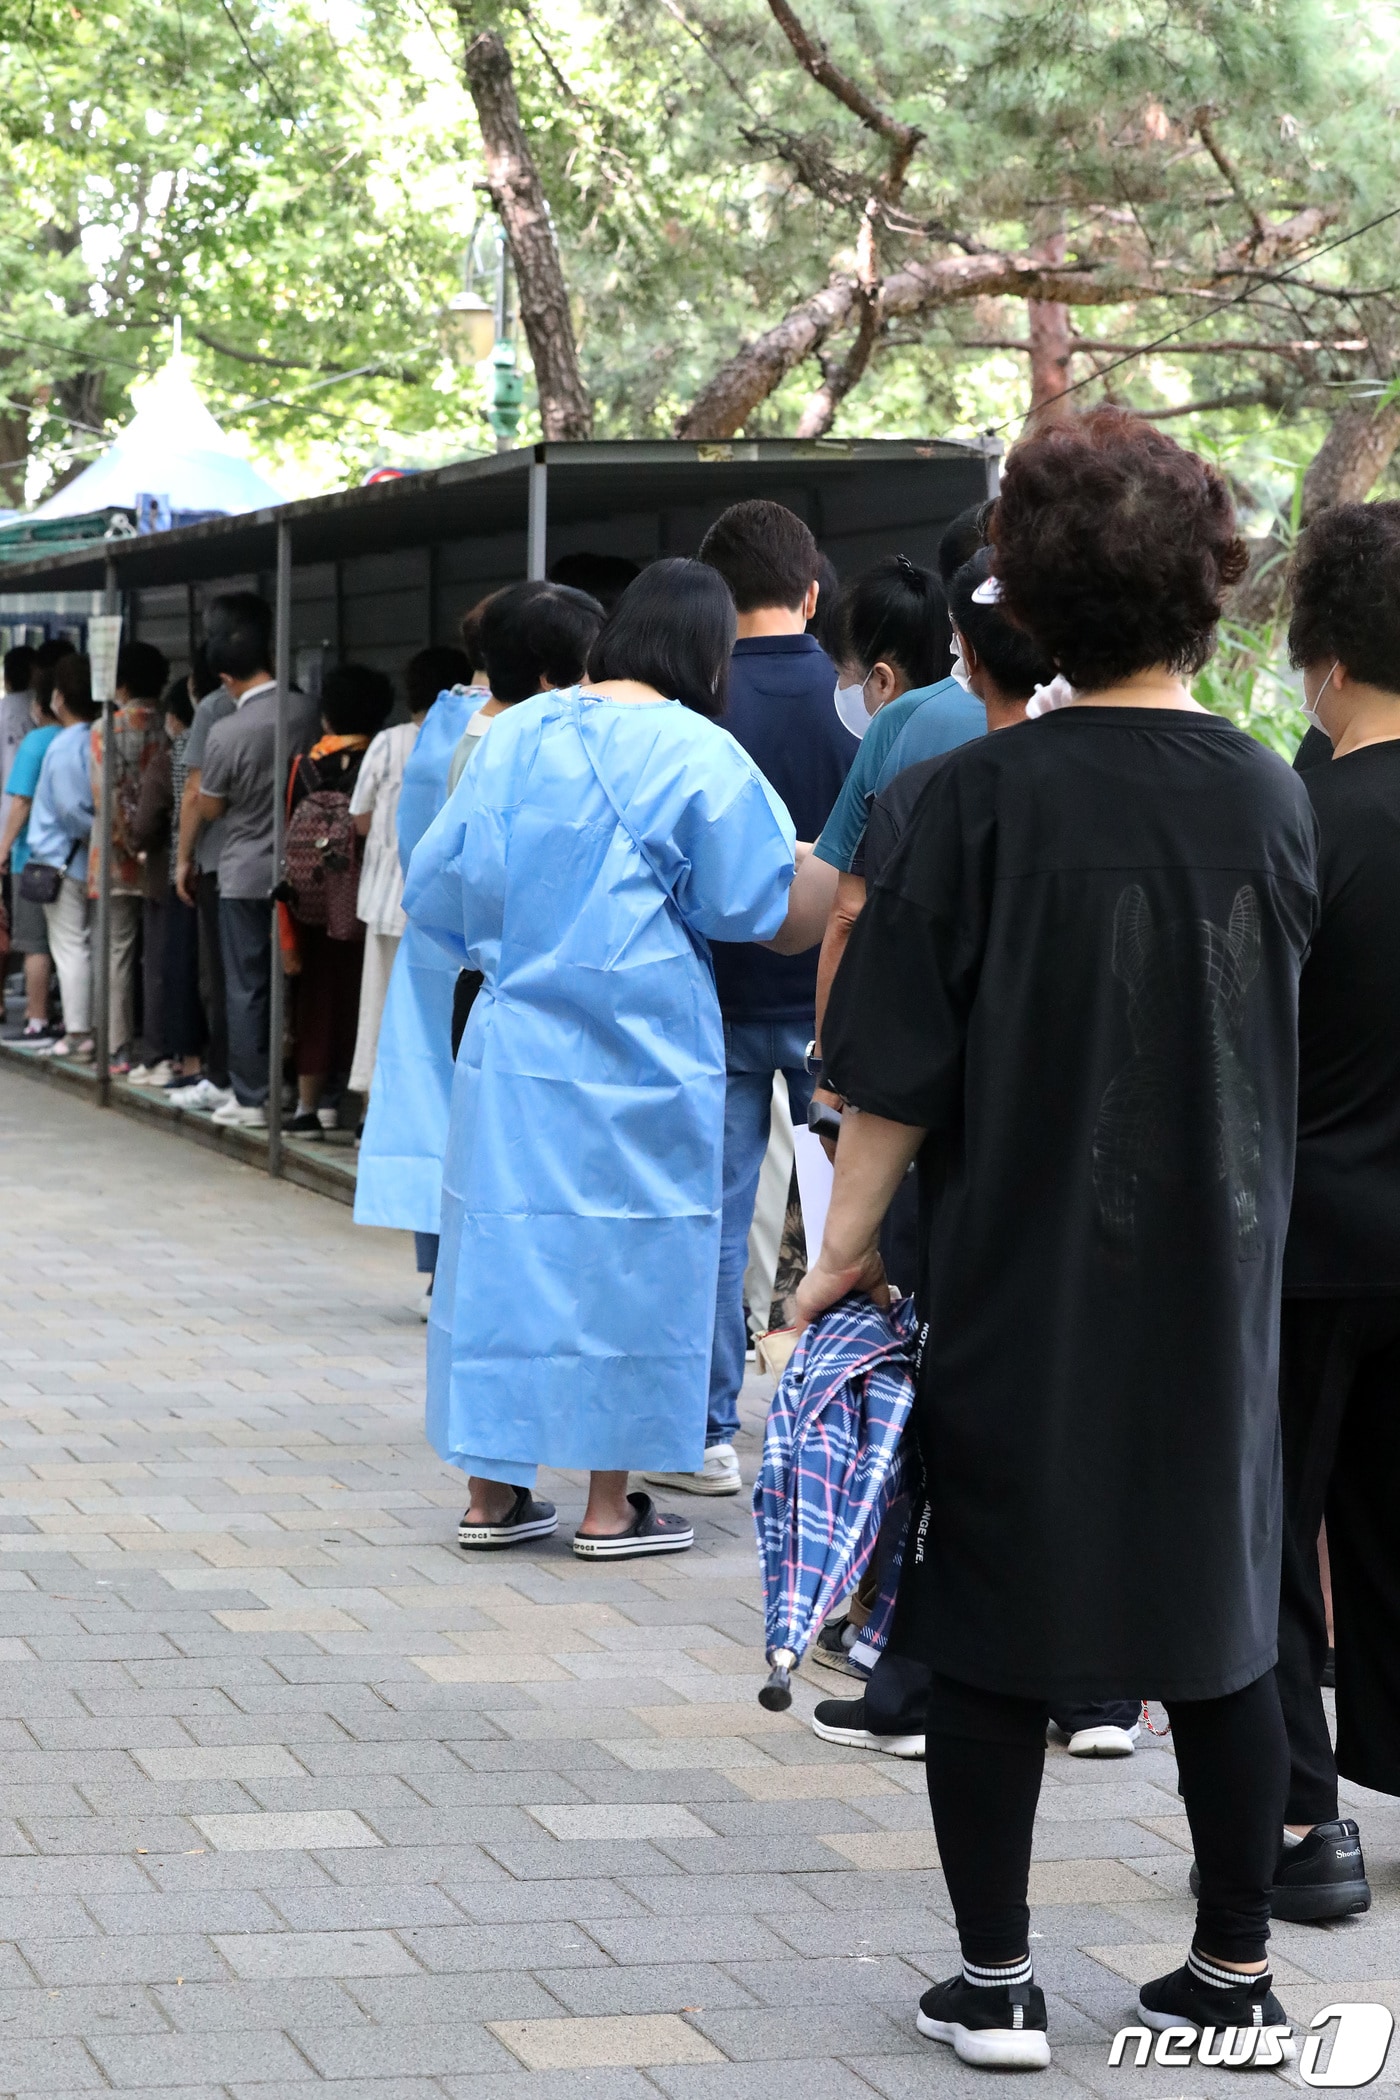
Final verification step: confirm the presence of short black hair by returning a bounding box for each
[460,591,498,674]
[548,551,641,615]
[320,662,395,739]
[1288,501,1400,694]
[479,580,605,704]
[32,638,75,716]
[4,644,33,692]
[938,501,994,583]
[116,640,170,702]
[53,653,97,722]
[948,547,1055,699]
[699,498,818,614]
[405,646,473,717]
[587,557,735,718]
[839,555,952,689]
[806,553,843,659]
[189,645,222,703]
[161,674,195,728]
[203,591,273,681]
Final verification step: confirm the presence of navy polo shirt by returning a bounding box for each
[712,632,855,1023]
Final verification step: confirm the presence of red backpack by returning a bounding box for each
[281,757,362,940]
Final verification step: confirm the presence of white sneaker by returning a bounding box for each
[173,1080,233,1113]
[1066,1722,1139,1758]
[211,1096,268,1130]
[316,1105,339,1132]
[129,1060,173,1088]
[643,1443,742,1496]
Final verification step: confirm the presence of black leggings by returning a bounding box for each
[926,1668,1287,1967]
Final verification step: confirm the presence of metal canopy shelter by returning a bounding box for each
[1,434,999,1175]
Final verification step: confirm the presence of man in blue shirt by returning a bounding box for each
[644,499,855,1497]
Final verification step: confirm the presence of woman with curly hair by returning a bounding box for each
[1269,499,1400,1924]
[797,410,1319,2068]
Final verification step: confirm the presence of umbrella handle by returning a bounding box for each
[758,1648,797,1712]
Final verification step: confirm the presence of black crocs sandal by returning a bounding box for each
[457,1487,558,1551]
[571,1491,694,1561]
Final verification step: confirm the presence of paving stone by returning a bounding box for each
[2,1074,1396,2100]
[487,2013,725,2069]
[193,1809,382,1850]
[212,1927,419,1977]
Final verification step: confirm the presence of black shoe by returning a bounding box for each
[457,1486,558,1550]
[917,1973,1051,2069]
[1188,1817,1370,1922]
[1272,1819,1370,1921]
[287,1109,322,1136]
[1139,1959,1294,2062]
[811,1696,925,1759]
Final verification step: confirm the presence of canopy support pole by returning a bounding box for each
[267,521,292,1178]
[93,557,118,1105]
[527,458,547,580]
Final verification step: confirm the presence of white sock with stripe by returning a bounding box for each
[963,1955,1033,1990]
[1188,1946,1267,1993]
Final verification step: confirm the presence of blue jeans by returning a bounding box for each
[706,1017,816,1447]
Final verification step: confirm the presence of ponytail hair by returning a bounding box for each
[838,554,952,689]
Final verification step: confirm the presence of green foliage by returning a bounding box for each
[1195,618,1306,757]
[6,0,1400,488]
[0,0,487,495]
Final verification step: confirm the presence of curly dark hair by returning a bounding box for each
[990,409,1248,692]
[1288,500,1400,692]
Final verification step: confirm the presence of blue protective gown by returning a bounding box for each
[405,686,797,1485]
[353,687,488,1232]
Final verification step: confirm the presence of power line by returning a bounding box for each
[971,201,1400,441]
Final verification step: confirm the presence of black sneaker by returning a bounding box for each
[1188,1818,1370,1922]
[811,1696,925,1759]
[917,1973,1051,2069]
[1139,1958,1294,2062]
[287,1108,323,1136]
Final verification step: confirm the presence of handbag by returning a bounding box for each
[18,862,62,906]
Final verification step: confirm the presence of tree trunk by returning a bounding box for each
[0,404,27,510]
[459,25,592,442]
[1300,396,1400,515]
[1232,395,1400,627]
[1024,226,1074,429]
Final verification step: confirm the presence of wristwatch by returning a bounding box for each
[804,1039,823,1078]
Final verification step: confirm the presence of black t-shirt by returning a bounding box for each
[1285,740,1400,1294]
[864,752,948,891]
[825,709,1319,1702]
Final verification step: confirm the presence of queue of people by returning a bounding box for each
[0,603,470,1132]
[352,422,1400,2074]
[2,421,1395,2074]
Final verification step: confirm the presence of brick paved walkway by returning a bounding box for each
[0,1065,1394,2097]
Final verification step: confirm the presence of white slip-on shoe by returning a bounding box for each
[1066,1722,1139,1758]
[642,1442,742,1496]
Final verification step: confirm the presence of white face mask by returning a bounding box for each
[1299,661,1338,735]
[834,675,873,740]
[949,634,975,695]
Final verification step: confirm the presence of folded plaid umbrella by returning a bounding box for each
[753,1292,920,1710]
